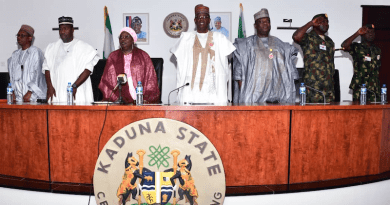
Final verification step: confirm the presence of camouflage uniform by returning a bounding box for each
[299,30,335,103]
[348,42,381,101]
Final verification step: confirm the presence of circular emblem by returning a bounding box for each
[94,118,226,205]
[163,12,189,38]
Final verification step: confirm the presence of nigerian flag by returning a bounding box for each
[238,3,246,38]
[103,6,115,59]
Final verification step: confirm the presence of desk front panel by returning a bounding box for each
[48,109,290,186]
[0,108,49,181]
[0,102,389,194]
[290,109,383,183]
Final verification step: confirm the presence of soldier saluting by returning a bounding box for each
[293,14,336,103]
[341,24,381,102]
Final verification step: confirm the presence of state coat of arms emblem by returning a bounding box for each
[94,118,226,205]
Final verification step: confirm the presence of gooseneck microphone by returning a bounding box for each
[305,85,326,104]
[168,83,190,105]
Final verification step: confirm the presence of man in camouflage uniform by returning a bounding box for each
[341,24,381,102]
[293,14,335,103]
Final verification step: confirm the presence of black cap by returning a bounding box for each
[58,16,73,25]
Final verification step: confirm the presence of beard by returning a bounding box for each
[319,25,328,33]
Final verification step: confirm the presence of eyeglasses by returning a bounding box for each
[195,15,210,20]
[16,34,29,38]
[118,35,132,40]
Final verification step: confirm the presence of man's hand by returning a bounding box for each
[72,87,77,100]
[71,69,91,101]
[312,16,323,27]
[238,80,242,90]
[358,26,368,35]
[46,84,56,101]
[23,91,32,102]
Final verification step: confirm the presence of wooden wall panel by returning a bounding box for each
[165,110,291,186]
[0,109,48,180]
[290,109,382,183]
[380,109,390,173]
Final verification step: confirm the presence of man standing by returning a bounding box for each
[212,16,229,38]
[43,16,99,103]
[131,17,147,41]
[8,25,47,102]
[341,24,381,102]
[293,14,335,103]
[233,9,299,104]
[171,4,235,104]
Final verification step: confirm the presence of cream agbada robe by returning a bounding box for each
[171,31,235,104]
[42,39,99,103]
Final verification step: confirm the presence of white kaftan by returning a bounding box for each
[42,39,99,103]
[171,31,235,104]
[8,46,46,102]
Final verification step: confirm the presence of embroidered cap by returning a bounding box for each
[254,8,269,21]
[19,24,34,36]
[195,4,209,15]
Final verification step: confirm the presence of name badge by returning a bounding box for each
[364,56,372,62]
[319,44,327,50]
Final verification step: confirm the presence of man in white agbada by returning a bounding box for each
[43,16,99,103]
[8,24,46,102]
[171,4,236,104]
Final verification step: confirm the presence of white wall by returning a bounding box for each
[1,179,390,205]
[1,0,389,103]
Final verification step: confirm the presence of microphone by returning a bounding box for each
[359,85,378,103]
[305,85,326,104]
[113,74,128,91]
[168,83,190,105]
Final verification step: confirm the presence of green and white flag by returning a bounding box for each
[103,6,115,59]
[238,3,246,38]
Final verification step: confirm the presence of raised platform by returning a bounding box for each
[0,101,389,195]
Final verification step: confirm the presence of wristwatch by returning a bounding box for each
[72,83,77,89]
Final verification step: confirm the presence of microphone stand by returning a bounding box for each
[113,83,126,105]
[168,83,190,105]
[117,84,125,104]
[359,85,379,103]
[305,85,326,104]
[366,88,379,103]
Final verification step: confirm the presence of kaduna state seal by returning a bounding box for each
[94,118,225,205]
[163,12,189,38]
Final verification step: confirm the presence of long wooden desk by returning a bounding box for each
[0,101,389,194]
